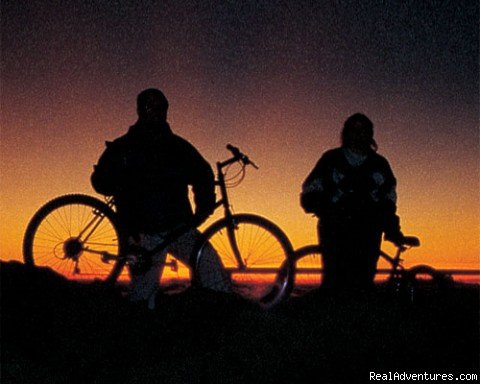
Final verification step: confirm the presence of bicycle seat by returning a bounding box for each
[402,236,420,247]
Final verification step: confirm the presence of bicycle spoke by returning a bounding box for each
[197,215,291,305]
[42,216,66,242]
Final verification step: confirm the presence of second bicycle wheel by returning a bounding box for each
[292,245,323,296]
[404,265,451,302]
[193,214,294,307]
[23,194,126,283]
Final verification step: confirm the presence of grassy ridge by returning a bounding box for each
[1,261,478,384]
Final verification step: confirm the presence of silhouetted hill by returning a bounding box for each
[1,260,479,384]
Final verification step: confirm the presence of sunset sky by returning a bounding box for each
[1,1,479,275]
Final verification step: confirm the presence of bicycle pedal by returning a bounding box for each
[101,252,116,264]
[167,259,178,272]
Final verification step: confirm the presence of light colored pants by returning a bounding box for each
[128,229,231,307]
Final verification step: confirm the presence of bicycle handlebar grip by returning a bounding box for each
[226,144,259,169]
[402,236,420,247]
[226,144,241,156]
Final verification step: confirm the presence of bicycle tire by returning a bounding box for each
[290,244,323,296]
[193,214,295,308]
[23,194,126,284]
[403,264,451,302]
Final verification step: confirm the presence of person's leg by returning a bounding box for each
[361,229,382,288]
[168,229,232,292]
[128,234,168,308]
[319,218,382,293]
[318,223,347,290]
[321,220,373,292]
[349,226,382,290]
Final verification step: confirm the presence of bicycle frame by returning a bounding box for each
[95,146,258,268]
[377,247,407,279]
[213,154,249,270]
[55,201,118,268]
[24,144,292,306]
[294,243,412,278]
[215,154,238,218]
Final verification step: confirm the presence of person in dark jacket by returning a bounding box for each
[91,88,230,307]
[300,113,404,291]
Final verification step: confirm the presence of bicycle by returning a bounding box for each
[283,237,451,301]
[23,145,295,307]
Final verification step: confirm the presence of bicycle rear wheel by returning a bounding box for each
[291,245,323,296]
[23,194,126,283]
[193,214,294,308]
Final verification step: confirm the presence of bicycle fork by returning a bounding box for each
[225,217,247,271]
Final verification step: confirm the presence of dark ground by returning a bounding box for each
[1,260,479,384]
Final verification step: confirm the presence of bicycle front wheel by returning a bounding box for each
[23,194,126,283]
[194,214,294,307]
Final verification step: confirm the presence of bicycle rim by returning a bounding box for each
[293,245,323,296]
[405,265,450,302]
[23,194,125,283]
[194,214,294,307]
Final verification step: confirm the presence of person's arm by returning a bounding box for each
[184,143,216,223]
[300,155,328,216]
[379,159,404,245]
[91,141,124,196]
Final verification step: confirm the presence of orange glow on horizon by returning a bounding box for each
[1,82,479,285]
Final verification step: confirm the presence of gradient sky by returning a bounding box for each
[1,0,479,273]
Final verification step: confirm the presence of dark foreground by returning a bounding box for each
[1,261,479,384]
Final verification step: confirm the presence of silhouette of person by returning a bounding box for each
[91,88,230,307]
[300,113,404,291]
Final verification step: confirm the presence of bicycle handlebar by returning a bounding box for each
[226,144,259,169]
[401,236,420,247]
